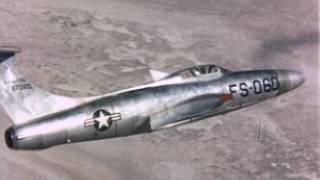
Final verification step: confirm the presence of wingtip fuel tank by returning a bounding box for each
[0,50,304,150]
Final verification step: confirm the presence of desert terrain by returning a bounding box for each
[0,0,319,179]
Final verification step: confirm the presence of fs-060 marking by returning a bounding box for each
[229,77,280,97]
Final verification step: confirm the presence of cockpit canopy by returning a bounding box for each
[164,64,231,80]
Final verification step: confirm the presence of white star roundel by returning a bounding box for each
[93,110,113,131]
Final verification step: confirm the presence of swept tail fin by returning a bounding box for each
[0,48,99,125]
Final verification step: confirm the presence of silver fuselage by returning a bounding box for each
[5,69,304,150]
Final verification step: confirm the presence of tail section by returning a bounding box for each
[0,48,99,125]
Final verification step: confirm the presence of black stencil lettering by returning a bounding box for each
[271,77,280,90]
[239,83,249,97]
[263,78,272,92]
[229,84,237,95]
[253,80,262,94]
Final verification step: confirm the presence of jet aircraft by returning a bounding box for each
[0,49,304,150]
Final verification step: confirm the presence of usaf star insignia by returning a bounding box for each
[84,110,121,131]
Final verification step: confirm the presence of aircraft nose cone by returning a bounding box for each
[277,70,305,95]
[288,70,305,89]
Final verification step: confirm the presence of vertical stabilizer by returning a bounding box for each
[0,47,100,125]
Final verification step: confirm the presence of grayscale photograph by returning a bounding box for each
[0,0,319,180]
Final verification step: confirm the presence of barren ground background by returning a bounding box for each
[0,0,319,180]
